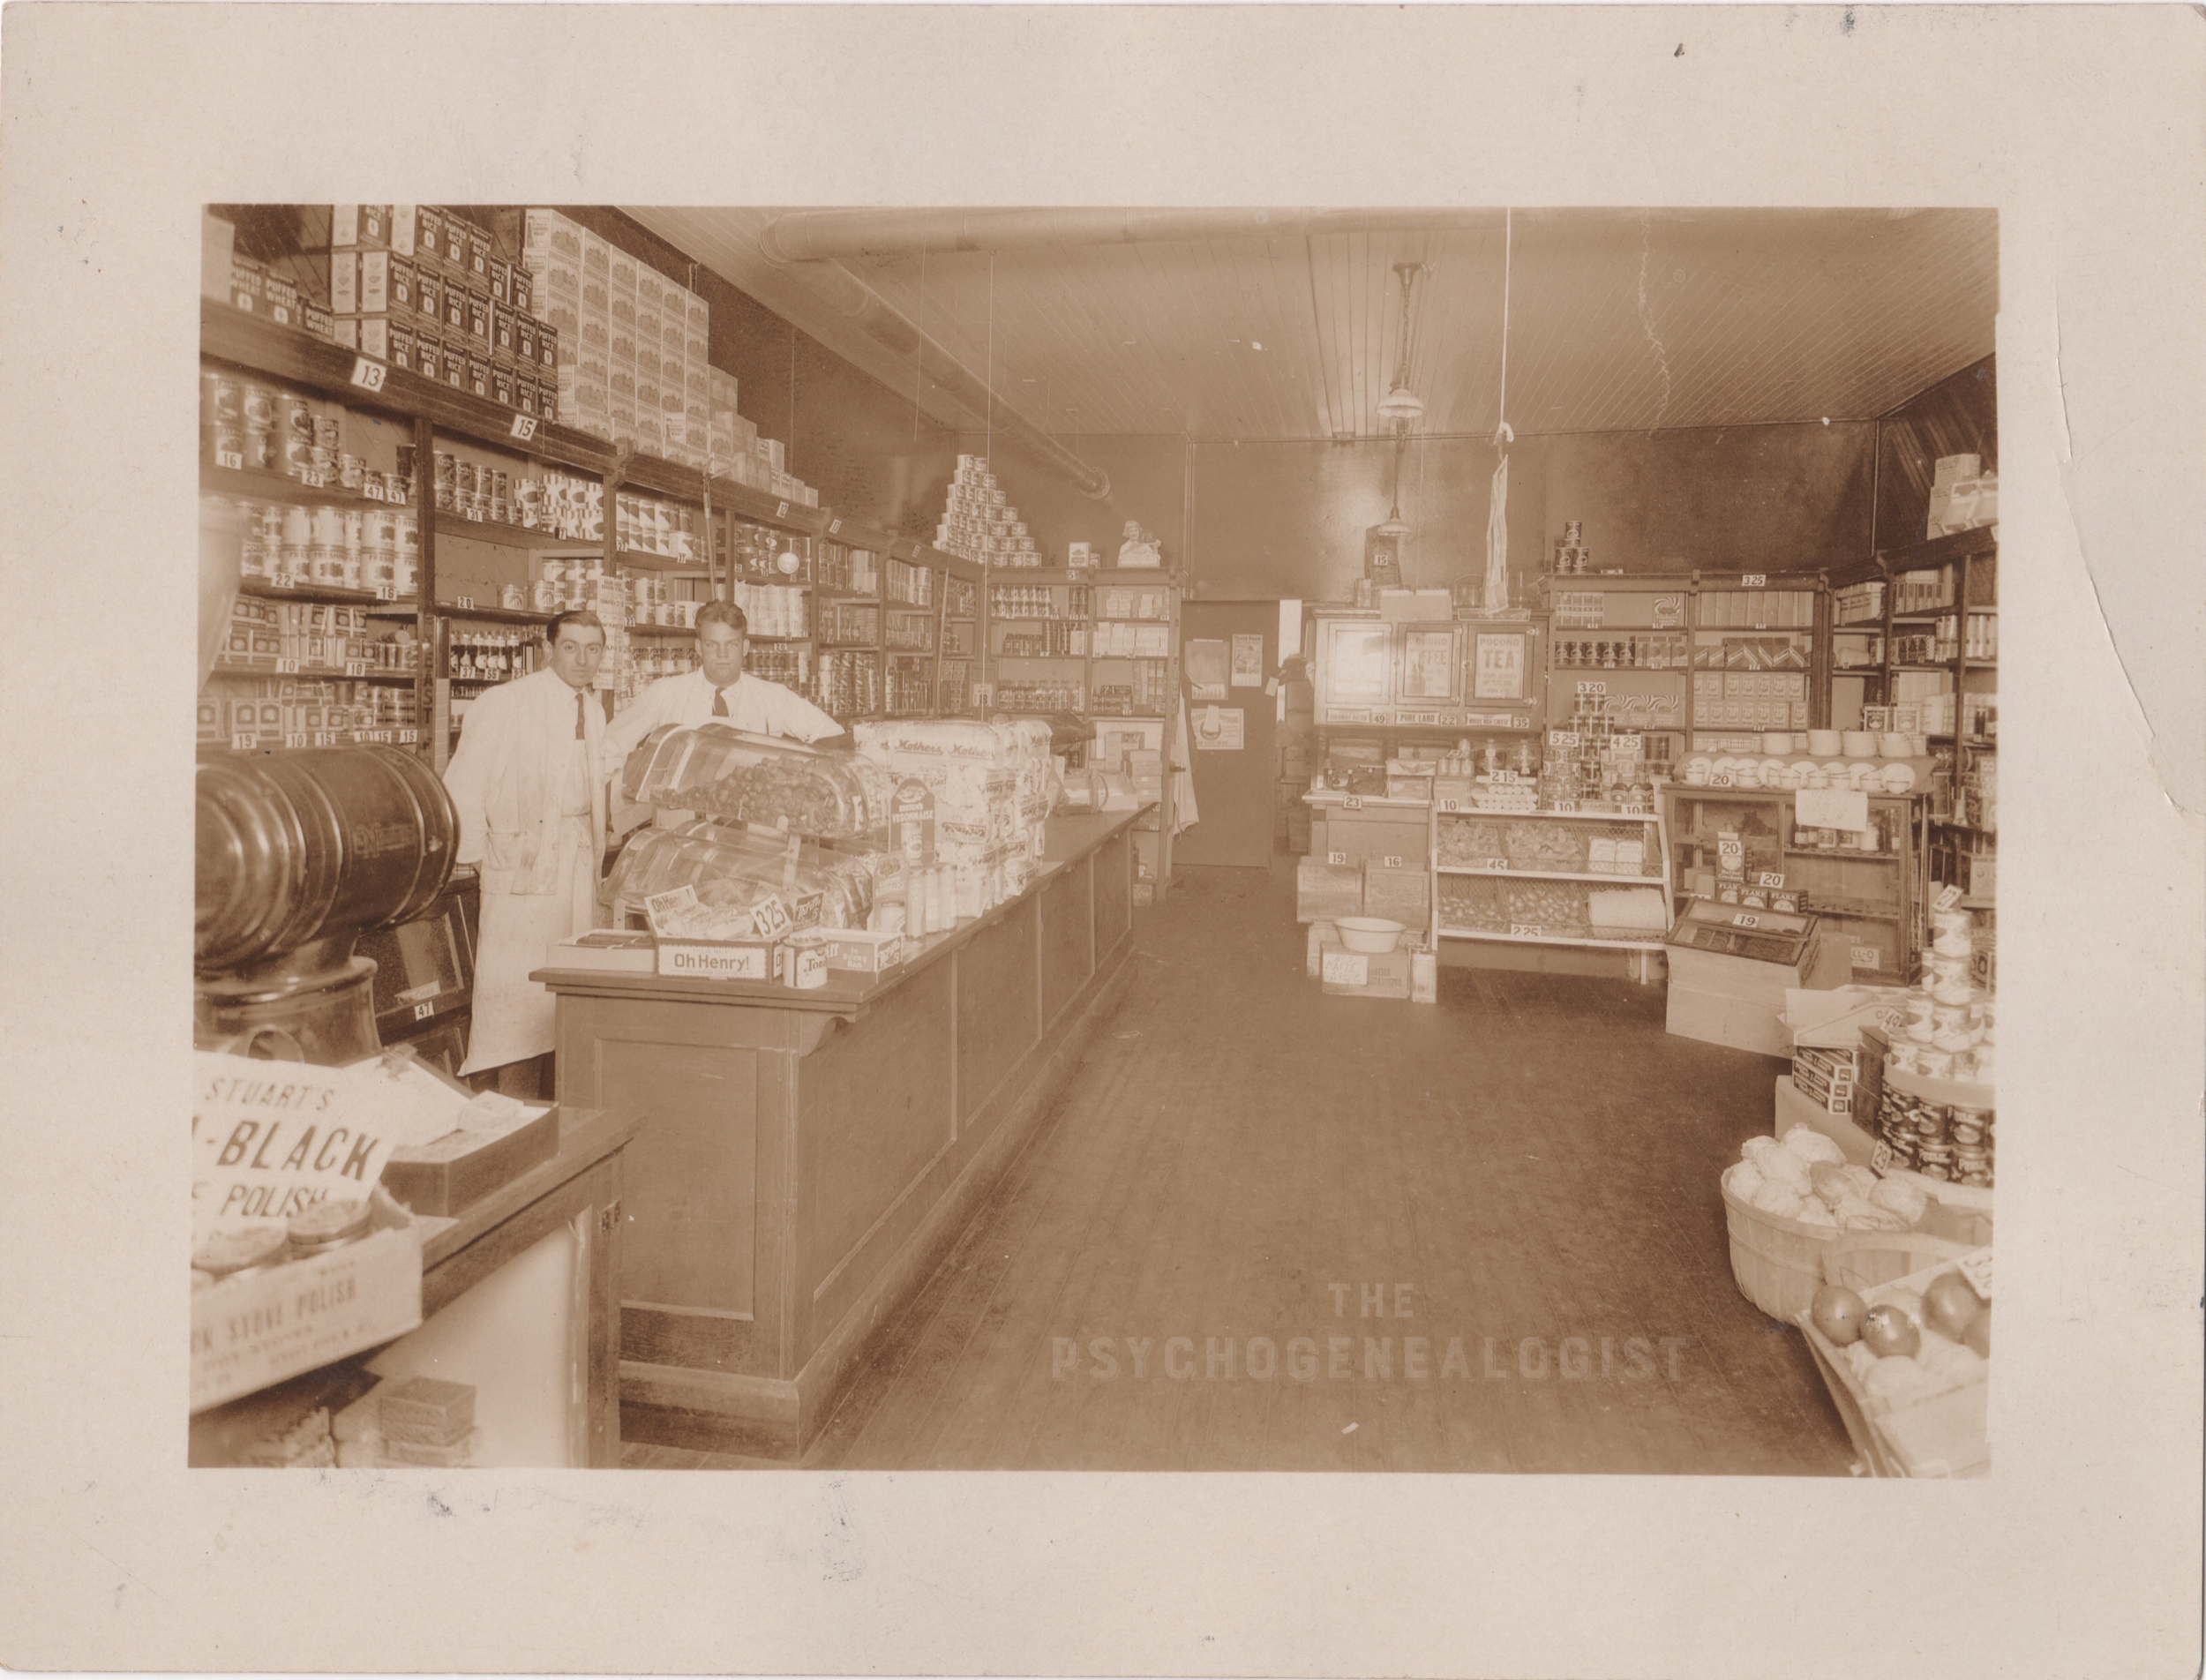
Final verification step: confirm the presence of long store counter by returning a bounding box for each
[536,807,1143,1459]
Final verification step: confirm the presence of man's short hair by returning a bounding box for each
[545,610,606,644]
[695,599,748,635]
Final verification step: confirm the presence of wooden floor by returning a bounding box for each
[622,859,1857,1474]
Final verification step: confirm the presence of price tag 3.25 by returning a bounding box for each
[751,894,794,941]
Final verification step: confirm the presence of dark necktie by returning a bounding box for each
[712,686,729,717]
[575,689,587,740]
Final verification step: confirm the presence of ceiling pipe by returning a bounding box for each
[754,235,1112,499]
[759,207,1501,262]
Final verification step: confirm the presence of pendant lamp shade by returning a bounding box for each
[1377,382,1426,425]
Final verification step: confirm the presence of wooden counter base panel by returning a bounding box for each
[544,812,1142,1462]
[620,941,1131,1459]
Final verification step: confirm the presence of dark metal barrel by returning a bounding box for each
[196,744,457,972]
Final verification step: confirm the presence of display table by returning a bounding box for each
[187,1106,647,1468]
[537,807,1143,1459]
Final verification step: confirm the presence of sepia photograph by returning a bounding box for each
[3,5,2201,1676]
[186,201,2004,1477]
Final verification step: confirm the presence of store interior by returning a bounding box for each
[191,205,1998,1476]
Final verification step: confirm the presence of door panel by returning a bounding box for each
[1177,601,1278,867]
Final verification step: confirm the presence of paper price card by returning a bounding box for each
[1327,851,1350,866]
[1852,945,1883,969]
[1321,950,1369,987]
[1510,924,1543,938]
[1758,872,1787,889]
[349,356,389,394]
[1934,883,1963,912]
[1871,1142,1896,1173]
[1955,1248,1993,1299]
[642,883,702,935]
[750,893,794,941]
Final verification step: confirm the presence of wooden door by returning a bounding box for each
[1175,600,1278,867]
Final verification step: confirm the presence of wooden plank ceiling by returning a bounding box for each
[624,207,1995,443]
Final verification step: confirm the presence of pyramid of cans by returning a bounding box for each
[936,455,1041,567]
[1874,906,1995,1187]
[1552,518,1592,574]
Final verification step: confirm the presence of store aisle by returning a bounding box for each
[632,861,1855,1474]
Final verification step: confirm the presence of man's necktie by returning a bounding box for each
[576,689,587,740]
[712,686,729,717]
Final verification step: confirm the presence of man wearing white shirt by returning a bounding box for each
[442,610,611,1095]
[604,599,844,777]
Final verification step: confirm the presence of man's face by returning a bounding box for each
[550,624,606,690]
[699,621,747,688]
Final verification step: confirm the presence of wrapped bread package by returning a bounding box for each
[854,717,1061,867]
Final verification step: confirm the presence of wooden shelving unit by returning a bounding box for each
[203,296,979,768]
[1430,803,1673,981]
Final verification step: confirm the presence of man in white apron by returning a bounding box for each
[442,611,610,1094]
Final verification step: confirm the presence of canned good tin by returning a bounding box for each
[281,392,314,441]
[309,444,337,479]
[274,432,310,478]
[454,459,476,496]
[288,1196,371,1248]
[212,421,245,467]
[489,468,509,501]
[312,415,341,450]
[204,370,242,426]
[501,583,526,611]
[531,579,556,610]
[1916,1047,1955,1080]
[239,380,276,431]
[490,497,510,526]
[192,1224,289,1279]
[339,453,366,491]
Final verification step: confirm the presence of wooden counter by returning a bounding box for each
[538,808,1143,1459]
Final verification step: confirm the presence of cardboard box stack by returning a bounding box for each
[326,206,561,424]
[936,454,1042,567]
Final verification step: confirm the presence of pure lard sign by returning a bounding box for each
[191,1051,454,1236]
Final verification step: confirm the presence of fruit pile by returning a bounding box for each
[1810,1266,1989,1412]
[1724,1127,1929,1232]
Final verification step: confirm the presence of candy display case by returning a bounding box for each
[625,723,894,847]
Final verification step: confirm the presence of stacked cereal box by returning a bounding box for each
[515,209,710,460]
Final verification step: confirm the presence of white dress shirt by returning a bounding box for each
[604,666,844,771]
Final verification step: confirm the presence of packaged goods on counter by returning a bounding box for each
[608,819,883,934]
[623,724,896,847]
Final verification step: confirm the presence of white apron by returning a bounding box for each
[458,707,604,1075]
[461,815,597,1073]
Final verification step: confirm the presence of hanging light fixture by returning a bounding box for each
[1371,260,1427,538]
[1376,261,1429,426]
